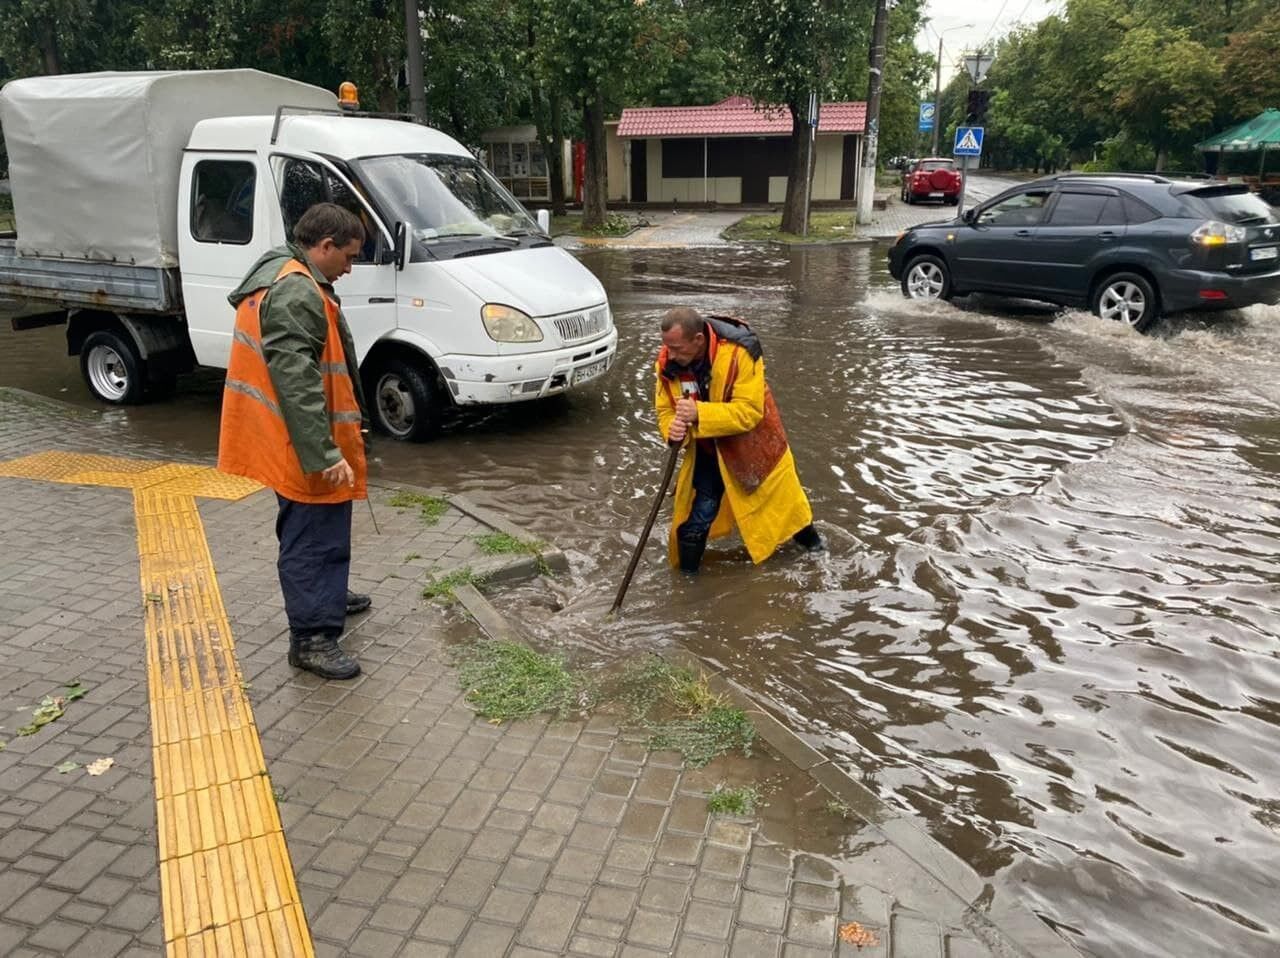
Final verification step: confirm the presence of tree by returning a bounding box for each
[534,0,639,229]
[717,0,872,233]
[320,0,403,112]
[1220,21,1280,119]
[0,0,94,75]
[1103,26,1221,170]
[873,0,932,162]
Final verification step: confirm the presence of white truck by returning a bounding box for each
[0,70,616,440]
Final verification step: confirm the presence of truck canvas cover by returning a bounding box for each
[0,70,336,267]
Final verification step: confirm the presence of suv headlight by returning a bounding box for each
[481,304,543,343]
[1191,220,1247,247]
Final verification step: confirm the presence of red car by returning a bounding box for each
[901,158,962,205]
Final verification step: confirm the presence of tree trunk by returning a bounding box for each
[549,96,567,217]
[372,48,397,112]
[582,90,608,230]
[1154,147,1168,172]
[780,104,811,235]
[38,21,63,74]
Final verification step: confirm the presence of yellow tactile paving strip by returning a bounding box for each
[0,452,314,957]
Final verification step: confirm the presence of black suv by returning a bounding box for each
[888,173,1280,331]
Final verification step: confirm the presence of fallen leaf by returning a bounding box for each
[64,682,88,702]
[85,757,115,776]
[56,760,79,774]
[838,922,881,948]
[145,593,163,603]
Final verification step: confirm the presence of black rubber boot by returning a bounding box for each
[792,524,825,553]
[288,633,361,680]
[677,536,708,575]
[345,591,372,616]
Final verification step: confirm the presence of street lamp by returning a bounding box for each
[929,22,973,155]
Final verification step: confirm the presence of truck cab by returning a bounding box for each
[179,111,615,440]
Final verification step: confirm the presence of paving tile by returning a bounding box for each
[518,892,580,951]
[786,907,836,948]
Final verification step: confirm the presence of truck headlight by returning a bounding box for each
[481,304,543,343]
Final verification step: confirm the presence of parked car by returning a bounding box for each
[901,158,963,205]
[888,173,1280,331]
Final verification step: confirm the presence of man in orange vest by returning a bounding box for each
[656,307,823,573]
[218,203,371,680]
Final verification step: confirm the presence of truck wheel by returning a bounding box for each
[80,330,146,404]
[369,356,439,442]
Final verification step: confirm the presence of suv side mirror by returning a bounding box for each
[962,208,977,225]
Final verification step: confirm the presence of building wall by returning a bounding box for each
[622,134,855,205]
[605,123,626,202]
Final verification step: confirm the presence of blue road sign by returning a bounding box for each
[918,102,935,132]
[954,126,984,156]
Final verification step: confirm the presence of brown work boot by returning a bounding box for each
[287,633,361,680]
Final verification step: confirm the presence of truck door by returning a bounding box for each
[272,156,398,369]
[179,155,268,368]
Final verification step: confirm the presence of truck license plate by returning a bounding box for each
[1250,246,1278,262]
[572,358,608,386]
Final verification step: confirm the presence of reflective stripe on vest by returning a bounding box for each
[217,259,367,503]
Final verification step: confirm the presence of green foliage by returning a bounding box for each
[388,490,449,526]
[648,705,756,768]
[422,567,486,601]
[707,783,763,815]
[455,639,586,721]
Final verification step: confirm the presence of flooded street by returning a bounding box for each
[4,243,1279,957]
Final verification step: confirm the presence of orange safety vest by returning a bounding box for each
[217,260,367,503]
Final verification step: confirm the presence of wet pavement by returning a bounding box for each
[2,239,1279,957]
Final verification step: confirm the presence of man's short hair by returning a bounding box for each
[660,307,704,339]
[293,202,366,249]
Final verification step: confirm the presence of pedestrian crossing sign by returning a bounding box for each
[954,126,984,156]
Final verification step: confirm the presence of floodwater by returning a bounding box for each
[3,243,1279,957]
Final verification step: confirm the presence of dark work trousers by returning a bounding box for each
[275,495,352,639]
[677,446,725,548]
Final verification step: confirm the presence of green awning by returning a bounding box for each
[1197,108,1280,153]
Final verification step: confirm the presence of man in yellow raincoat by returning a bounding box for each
[655,307,823,573]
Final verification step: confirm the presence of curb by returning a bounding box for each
[454,584,1081,958]
[369,480,570,586]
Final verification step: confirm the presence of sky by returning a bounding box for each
[916,0,1060,87]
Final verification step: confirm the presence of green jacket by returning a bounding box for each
[227,244,368,475]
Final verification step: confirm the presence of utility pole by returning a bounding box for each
[857,0,889,224]
[403,0,427,122]
[931,32,943,155]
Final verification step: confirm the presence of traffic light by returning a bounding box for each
[965,89,990,125]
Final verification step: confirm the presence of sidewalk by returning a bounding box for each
[0,388,1077,957]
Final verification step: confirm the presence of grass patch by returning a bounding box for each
[422,567,486,601]
[550,212,636,237]
[455,640,587,721]
[388,490,449,526]
[648,705,755,768]
[707,783,763,815]
[404,553,421,562]
[826,799,856,820]
[723,211,857,244]
[473,532,541,556]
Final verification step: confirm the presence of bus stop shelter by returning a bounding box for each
[1196,108,1280,194]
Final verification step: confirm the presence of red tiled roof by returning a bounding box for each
[617,96,866,138]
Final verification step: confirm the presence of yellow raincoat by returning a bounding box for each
[655,330,813,566]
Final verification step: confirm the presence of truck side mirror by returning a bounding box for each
[394,221,408,270]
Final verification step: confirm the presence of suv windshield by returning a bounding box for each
[354,153,541,247]
[1185,187,1279,226]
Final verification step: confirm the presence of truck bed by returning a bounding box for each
[0,236,181,314]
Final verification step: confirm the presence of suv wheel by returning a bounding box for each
[902,254,951,301]
[1093,272,1157,331]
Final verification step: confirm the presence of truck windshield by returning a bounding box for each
[355,153,540,244]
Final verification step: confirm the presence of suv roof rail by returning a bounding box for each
[1046,171,1171,184]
